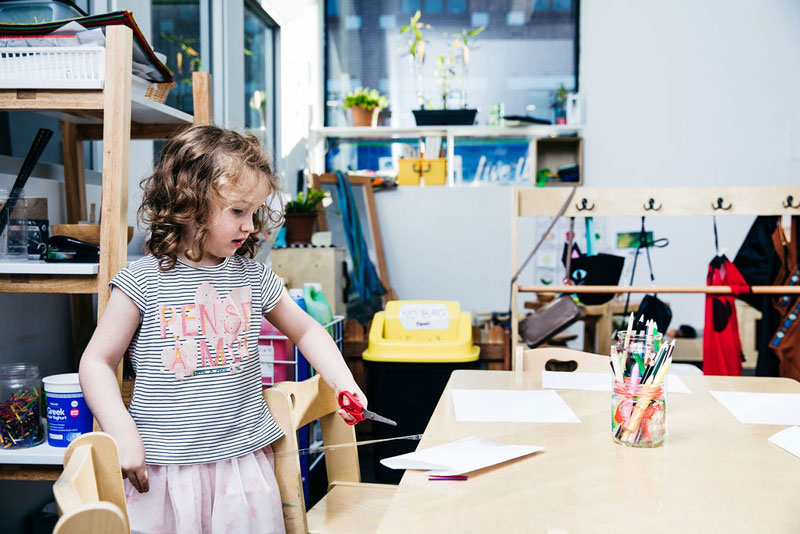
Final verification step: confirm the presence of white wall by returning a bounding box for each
[378,0,800,333]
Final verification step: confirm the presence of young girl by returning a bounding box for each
[79,125,366,534]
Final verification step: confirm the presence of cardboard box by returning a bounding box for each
[397,158,447,186]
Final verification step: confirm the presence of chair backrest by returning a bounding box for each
[518,347,611,374]
[264,375,360,534]
[53,432,128,534]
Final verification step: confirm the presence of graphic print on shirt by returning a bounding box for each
[159,282,252,379]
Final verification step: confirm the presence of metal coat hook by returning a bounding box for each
[643,198,662,211]
[783,195,800,209]
[575,198,595,212]
[711,197,732,211]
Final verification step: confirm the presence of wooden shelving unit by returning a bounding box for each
[510,185,800,363]
[0,26,210,479]
[308,125,583,186]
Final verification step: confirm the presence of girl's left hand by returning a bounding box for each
[337,387,368,424]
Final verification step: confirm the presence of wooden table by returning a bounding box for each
[378,370,800,533]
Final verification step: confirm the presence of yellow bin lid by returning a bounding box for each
[363,300,480,363]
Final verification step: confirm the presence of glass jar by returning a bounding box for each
[611,379,665,447]
[0,188,28,259]
[611,330,667,447]
[0,363,45,449]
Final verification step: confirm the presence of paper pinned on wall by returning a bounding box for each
[380,436,545,476]
[451,389,580,423]
[710,391,800,425]
[541,371,691,394]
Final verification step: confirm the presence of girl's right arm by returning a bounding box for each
[78,287,150,493]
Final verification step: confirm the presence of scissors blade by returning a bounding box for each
[362,408,397,426]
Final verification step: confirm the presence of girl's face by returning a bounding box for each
[179,172,270,266]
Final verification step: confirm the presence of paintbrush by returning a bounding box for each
[0,129,53,238]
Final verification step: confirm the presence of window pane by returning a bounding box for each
[244,4,277,157]
[151,0,202,114]
[326,1,578,126]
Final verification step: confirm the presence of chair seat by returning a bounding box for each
[307,482,396,534]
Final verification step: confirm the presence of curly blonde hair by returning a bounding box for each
[139,125,282,271]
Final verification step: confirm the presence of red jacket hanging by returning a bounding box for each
[703,256,750,376]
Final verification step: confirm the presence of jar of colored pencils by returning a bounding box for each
[611,379,665,447]
[610,328,673,448]
[0,363,45,449]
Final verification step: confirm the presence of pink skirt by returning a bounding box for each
[124,446,285,534]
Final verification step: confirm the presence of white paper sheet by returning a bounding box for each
[450,389,580,423]
[541,371,691,394]
[379,436,545,476]
[710,391,800,425]
[768,426,800,460]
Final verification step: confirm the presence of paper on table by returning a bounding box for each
[768,426,800,460]
[451,389,580,423]
[541,371,691,394]
[710,391,800,425]
[380,436,545,476]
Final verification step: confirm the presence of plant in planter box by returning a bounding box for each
[402,15,485,125]
[343,87,388,127]
[283,188,328,244]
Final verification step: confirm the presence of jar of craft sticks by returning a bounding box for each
[0,363,45,449]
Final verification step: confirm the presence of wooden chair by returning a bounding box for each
[53,432,128,534]
[517,346,612,374]
[264,375,396,534]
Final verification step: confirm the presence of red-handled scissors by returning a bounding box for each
[338,391,397,426]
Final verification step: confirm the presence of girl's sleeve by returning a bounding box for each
[258,262,284,313]
[110,264,148,313]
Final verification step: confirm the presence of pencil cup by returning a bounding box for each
[611,379,665,447]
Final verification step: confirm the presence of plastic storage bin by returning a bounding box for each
[258,318,292,388]
[0,0,86,23]
[363,300,479,482]
[0,46,105,89]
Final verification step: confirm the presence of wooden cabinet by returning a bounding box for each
[0,26,210,479]
[270,247,347,316]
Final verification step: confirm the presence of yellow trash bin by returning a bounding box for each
[363,300,479,482]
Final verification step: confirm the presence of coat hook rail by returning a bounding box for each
[575,198,595,211]
[783,195,800,209]
[643,198,662,211]
[712,197,732,211]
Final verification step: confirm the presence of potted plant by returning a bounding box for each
[283,189,327,245]
[553,84,568,125]
[343,86,388,127]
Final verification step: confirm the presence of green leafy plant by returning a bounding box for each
[434,54,458,109]
[446,26,485,108]
[343,87,388,112]
[284,189,328,214]
[160,32,202,111]
[399,10,430,109]
[554,83,569,109]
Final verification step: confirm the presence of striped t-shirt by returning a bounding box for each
[110,254,285,465]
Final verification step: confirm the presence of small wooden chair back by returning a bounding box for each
[519,347,611,374]
[53,432,128,534]
[264,375,361,534]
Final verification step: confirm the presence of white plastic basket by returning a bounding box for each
[0,46,105,89]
